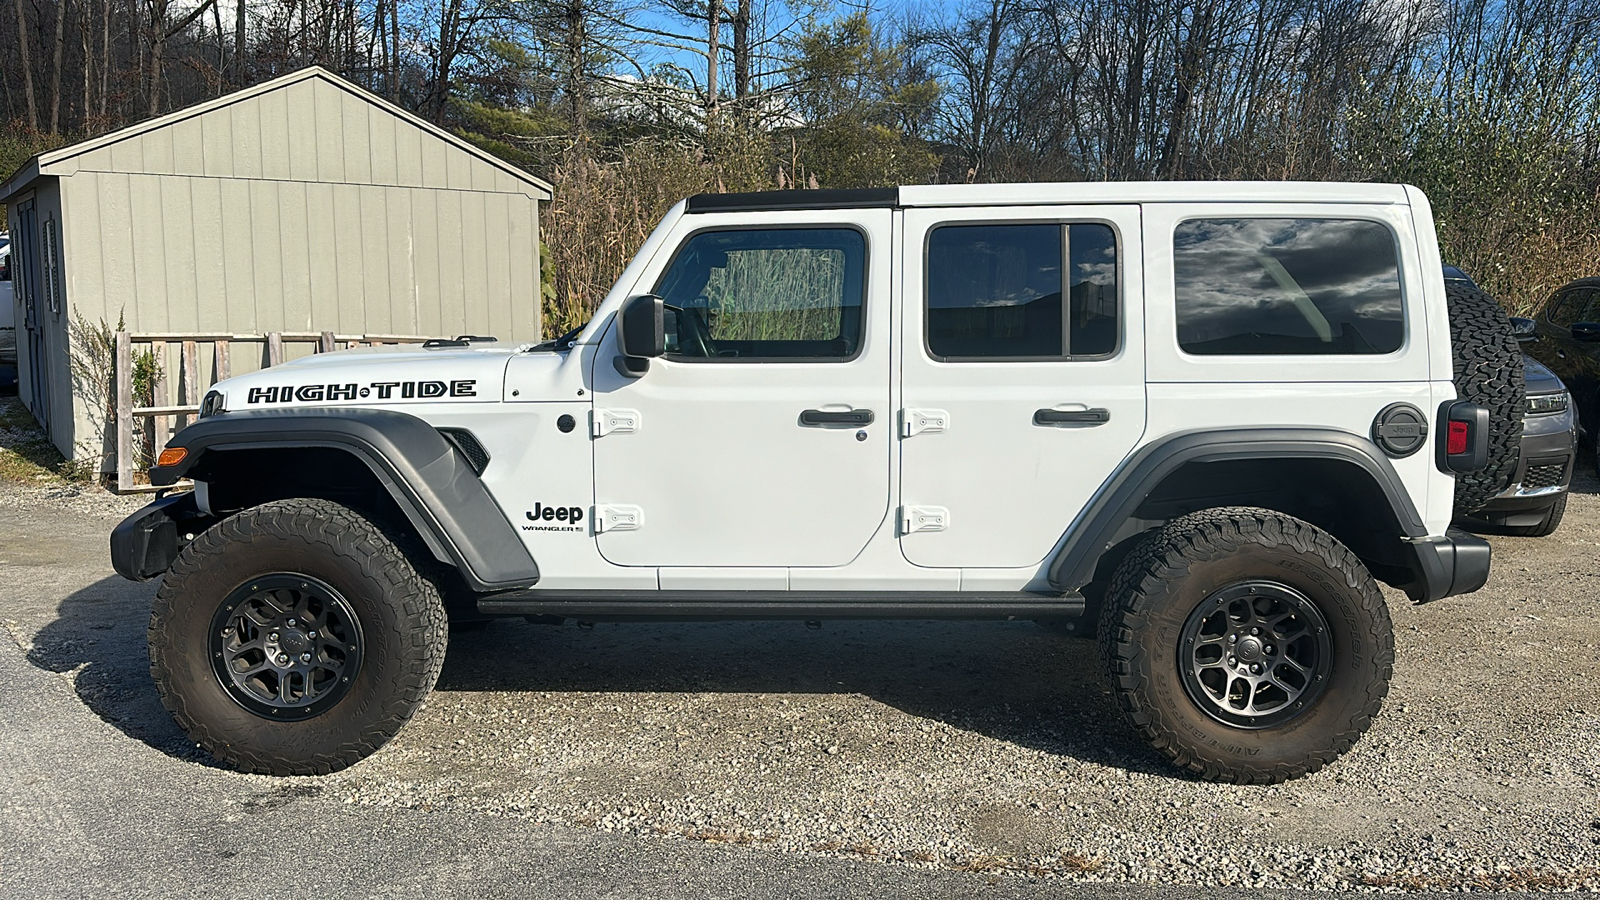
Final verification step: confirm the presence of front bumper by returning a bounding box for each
[1477,404,1577,521]
[1406,528,1492,603]
[109,492,213,581]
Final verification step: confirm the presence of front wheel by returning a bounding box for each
[1504,493,1568,538]
[148,498,448,775]
[1099,508,1394,784]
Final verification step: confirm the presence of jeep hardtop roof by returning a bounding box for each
[684,181,1415,213]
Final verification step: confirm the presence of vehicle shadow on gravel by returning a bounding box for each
[434,617,1176,777]
[28,576,1171,777]
[23,575,211,764]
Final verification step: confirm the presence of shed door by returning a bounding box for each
[13,199,47,431]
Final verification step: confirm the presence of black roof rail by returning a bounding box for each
[685,188,900,213]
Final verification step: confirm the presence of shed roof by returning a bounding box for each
[0,67,553,202]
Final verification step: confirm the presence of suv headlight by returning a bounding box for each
[1526,391,1569,416]
[199,390,226,419]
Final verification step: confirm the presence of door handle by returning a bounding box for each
[800,408,875,427]
[1034,407,1110,426]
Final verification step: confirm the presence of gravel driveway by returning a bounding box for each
[2,471,1598,894]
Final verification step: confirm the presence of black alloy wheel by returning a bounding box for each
[209,573,365,720]
[1177,581,1332,730]
[151,497,448,775]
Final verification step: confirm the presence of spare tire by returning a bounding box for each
[1446,281,1523,514]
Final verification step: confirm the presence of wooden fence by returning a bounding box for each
[114,331,431,493]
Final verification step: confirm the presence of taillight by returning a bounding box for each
[1437,401,1489,473]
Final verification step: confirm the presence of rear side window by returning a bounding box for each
[926,223,1119,360]
[1173,218,1404,355]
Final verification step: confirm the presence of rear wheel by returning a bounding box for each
[149,498,448,775]
[1099,507,1394,783]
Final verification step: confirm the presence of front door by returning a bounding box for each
[898,205,1146,569]
[1534,280,1600,432]
[590,210,893,568]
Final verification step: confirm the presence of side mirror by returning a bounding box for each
[615,294,665,377]
[1509,316,1537,341]
[1571,322,1600,343]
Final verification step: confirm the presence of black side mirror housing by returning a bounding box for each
[615,294,665,377]
[1571,322,1600,343]
[1509,316,1537,341]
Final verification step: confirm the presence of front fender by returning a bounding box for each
[145,408,538,591]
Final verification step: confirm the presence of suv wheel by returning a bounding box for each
[1504,493,1568,538]
[1445,282,1524,514]
[1099,507,1394,784]
[149,498,448,775]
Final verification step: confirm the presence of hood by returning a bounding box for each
[1523,354,1565,396]
[211,342,533,411]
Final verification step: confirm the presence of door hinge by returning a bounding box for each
[901,408,950,438]
[593,504,645,533]
[592,408,641,438]
[900,505,949,534]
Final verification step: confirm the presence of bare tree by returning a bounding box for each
[13,0,40,129]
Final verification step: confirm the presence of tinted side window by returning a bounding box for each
[655,228,866,360]
[1547,286,1600,328]
[1174,219,1404,355]
[926,223,1119,360]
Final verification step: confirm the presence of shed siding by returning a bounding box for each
[62,170,540,343]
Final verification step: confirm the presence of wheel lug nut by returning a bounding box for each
[287,618,297,626]
[299,653,312,663]
[308,631,317,638]
[1265,644,1275,654]
[1228,635,1237,644]
[276,654,289,664]
[1250,627,1260,636]
[1228,656,1236,665]
[269,632,279,641]
[1250,664,1261,673]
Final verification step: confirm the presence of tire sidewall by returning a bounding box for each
[1134,542,1385,768]
[154,526,416,762]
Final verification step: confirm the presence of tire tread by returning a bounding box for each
[148,498,448,776]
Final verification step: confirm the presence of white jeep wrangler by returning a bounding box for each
[112,182,1522,784]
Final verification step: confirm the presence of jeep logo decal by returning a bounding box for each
[244,380,477,405]
[523,503,585,533]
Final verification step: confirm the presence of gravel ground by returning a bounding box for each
[2,468,1598,894]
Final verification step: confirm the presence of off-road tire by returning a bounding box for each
[1098,507,1394,784]
[149,498,448,775]
[1505,493,1567,538]
[1447,282,1524,514]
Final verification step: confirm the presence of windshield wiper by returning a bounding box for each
[526,322,588,353]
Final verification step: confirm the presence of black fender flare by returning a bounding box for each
[149,408,539,591]
[1044,428,1482,602]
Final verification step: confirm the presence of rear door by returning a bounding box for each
[898,205,1146,568]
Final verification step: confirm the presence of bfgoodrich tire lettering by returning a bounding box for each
[1098,507,1394,784]
[149,498,448,775]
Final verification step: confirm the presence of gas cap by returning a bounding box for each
[1371,403,1428,458]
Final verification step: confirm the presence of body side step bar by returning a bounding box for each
[476,590,1083,621]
